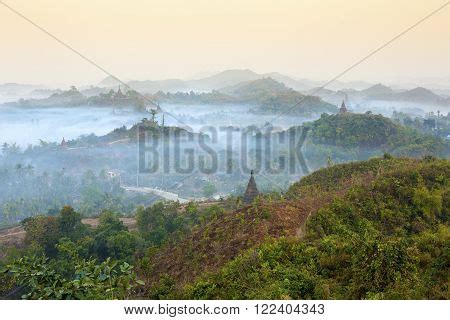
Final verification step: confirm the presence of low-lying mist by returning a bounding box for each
[1,93,447,228]
[0,106,147,147]
[0,104,317,147]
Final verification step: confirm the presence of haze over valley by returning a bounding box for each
[2,69,450,147]
[1,69,448,229]
[0,0,449,302]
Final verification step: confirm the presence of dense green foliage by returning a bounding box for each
[0,199,230,299]
[308,113,448,158]
[20,206,143,261]
[2,243,141,299]
[310,113,399,148]
[1,206,144,299]
[177,158,449,299]
[136,202,226,247]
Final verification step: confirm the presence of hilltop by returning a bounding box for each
[219,78,337,115]
[395,87,447,104]
[360,83,395,97]
[307,112,449,158]
[309,112,400,148]
[141,157,449,299]
[219,77,291,99]
[361,85,448,105]
[148,78,337,115]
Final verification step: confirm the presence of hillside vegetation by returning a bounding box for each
[228,78,336,115]
[308,113,448,158]
[153,78,337,115]
[1,157,448,300]
[142,157,449,299]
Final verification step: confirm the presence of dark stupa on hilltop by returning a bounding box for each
[243,170,259,204]
[339,100,348,113]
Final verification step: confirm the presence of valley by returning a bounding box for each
[0,69,449,300]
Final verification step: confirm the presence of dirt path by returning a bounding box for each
[0,226,26,248]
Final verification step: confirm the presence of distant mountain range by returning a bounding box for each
[307,83,450,108]
[2,69,449,109]
[98,69,281,93]
[96,69,373,94]
[95,70,450,109]
[384,87,449,105]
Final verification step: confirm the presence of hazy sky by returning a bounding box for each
[0,0,449,87]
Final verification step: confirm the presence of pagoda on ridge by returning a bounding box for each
[115,86,126,99]
[339,100,348,113]
[243,170,259,204]
[60,137,67,149]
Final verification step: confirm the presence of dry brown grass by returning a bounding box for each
[146,189,349,287]
[0,226,26,248]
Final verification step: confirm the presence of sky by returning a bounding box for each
[0,0,449,87]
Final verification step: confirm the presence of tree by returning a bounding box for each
[106,231,138,262]
[90,211,127,260]
[58,206,86,239]
[136,202,184,246]
[23,215,60,256]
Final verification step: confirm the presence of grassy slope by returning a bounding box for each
[142,157,449,299]
[176,158,449,299]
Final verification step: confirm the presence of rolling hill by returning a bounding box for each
[218,78,337,115]
[141,157,450,299]
[219,77,291,99]
[307,112,449,157]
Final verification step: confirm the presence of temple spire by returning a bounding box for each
[60,137,67,148]
[339,100,348,113]
[116,85,125,98]
[243,170,259,204]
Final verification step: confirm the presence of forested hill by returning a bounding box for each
[307,112,449,158]
[309,113,399,148]
[142,157,449,299]
[152,78,337,115]
[232,78,336,115]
